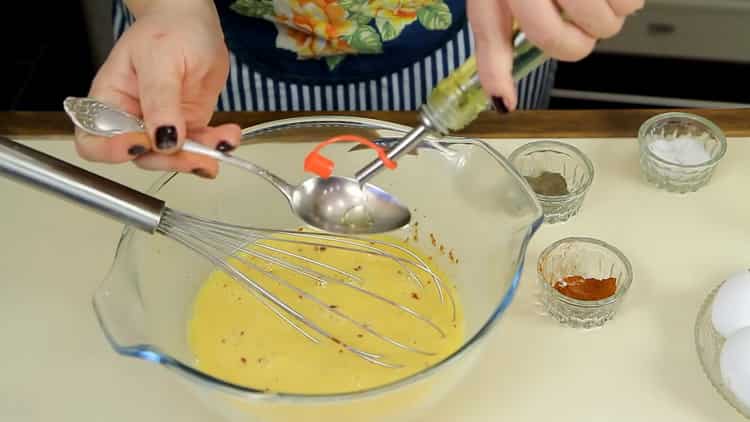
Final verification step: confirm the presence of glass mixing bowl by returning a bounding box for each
[92,116,544,422]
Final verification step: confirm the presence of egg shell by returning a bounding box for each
[720,326,750,409]
[712,269,750,338]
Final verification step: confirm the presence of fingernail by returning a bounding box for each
[155,125,178,150]
[492,97,508,114]
[216,141,235,153]
[127,145,147,156]
[192,168,213,179]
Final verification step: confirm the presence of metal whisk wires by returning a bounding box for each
[159,209,456,368]
[0,136,455,369]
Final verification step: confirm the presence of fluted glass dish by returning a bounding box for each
[536,237,632,329]
[508,140,594,224]
[638,112,727,193]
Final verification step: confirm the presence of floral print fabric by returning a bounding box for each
[230,0,455,70]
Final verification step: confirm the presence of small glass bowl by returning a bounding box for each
[638,112,727,193]
[509,141,594,224]
[537,237,633,329]
[695,280,750,418]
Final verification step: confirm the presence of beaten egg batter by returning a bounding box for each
[187,233,464,394]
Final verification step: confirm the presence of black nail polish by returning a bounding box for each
[192,168,212,179]
[127,145,147,156]
[216,141,234,153]
[492,97,508,114]
[155,125,178,150]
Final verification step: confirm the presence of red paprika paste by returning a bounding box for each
[554,275,616,301]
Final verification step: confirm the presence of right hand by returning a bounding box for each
[468,0,644,112]
[75,0,240,179]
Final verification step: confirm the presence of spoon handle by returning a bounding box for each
[63,97,297,200]
[181,141,294,199]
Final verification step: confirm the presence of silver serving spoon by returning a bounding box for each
[63,97,410,235]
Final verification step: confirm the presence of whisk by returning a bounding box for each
[0,136,454,368]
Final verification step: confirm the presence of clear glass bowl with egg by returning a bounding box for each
[536,237,633,329]
[92,116,544,422]
[638,112,727,193]
[695,272,750,418]
[508,140,594,224]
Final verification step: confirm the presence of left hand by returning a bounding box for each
[467,0,644,111]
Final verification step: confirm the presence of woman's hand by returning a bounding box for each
[75,0,240,178]
[468,0,644,111]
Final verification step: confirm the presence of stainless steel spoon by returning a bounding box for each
[63,97,410,235]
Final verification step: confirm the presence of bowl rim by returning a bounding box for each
[507,140,595,201]
[93,116,545,403]
[637,112,728,169]
[536,236,633,308]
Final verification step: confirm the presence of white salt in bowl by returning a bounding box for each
[638,112,727,193]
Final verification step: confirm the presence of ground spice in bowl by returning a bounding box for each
[553,275,617,301]
[524,171,569,196]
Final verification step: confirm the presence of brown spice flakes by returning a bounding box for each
[297,227,304,232]
[439,245,445,254]
[240,331,245,336]
[411,292,420,300]
[319,246,327,251]
[339,349,344,353]
[396,269,403,275]
[298,295,303,300]
[448,250,455,262]
[353,265,363,272]
[223,283,228,288]
[357,334,364,338]
[331,337,342,344]
[430,233,437,246]
[329,305,338,309]
[525,172,569,196]
[221,338,227,344]
[240,357,247,364]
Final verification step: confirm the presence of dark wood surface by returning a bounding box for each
[2,109,749,138]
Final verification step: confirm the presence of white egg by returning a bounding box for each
[712,269,750,338]
[720,326,750,409]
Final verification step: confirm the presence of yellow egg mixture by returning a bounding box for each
[187,233,464,394]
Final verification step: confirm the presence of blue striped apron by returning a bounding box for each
[113,0,556,112]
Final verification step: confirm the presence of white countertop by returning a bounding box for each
[1,138,748,421]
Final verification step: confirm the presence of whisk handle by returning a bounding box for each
[0,136,165,233]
